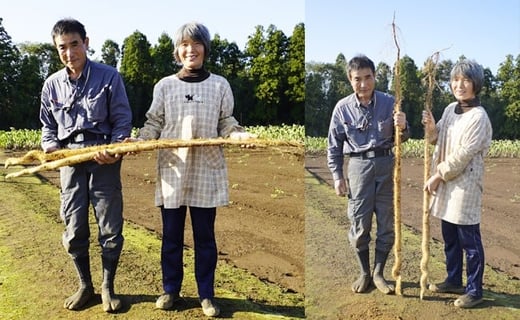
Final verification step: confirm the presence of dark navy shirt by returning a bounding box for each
[40,59,132,151]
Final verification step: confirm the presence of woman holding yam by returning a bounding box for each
[134,21,254,317]
[422,59,492,308]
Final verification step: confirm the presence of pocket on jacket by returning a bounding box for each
[50,99,76,129]
[378,117,394,139]
[85,87,108,123]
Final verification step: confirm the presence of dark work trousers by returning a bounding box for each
[60,159,124,261]
[160,206,217,300]
[442,220,485,299]
[346,155,395,253]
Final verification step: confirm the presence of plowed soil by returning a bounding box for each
[305,155,520,281]
[305,154,520,319]
[39,147,305,294]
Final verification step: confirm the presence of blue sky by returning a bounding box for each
[2,1,518,75]
[2,0,304,60]
[306,0,520,74]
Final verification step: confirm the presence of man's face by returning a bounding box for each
[54,32,88,73]
[349,68,375,102]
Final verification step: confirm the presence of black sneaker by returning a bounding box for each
[428,281,465,294]
[454,293,484,308]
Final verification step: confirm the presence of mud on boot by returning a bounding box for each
[352,250,371,293]
[351,274,372,293]
[64,285,95,310]
[101,256,122,312]
[64,255,94,310]
[101,285,122,312]
[373,273,395,294]
[373,250,395,294]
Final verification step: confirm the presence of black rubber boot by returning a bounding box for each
[352,250,371,293]
[101,256,122,312]
[373,250,395,294]
[63,255,94,310]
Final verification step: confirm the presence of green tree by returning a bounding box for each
[206,34,249,123]
[150,33,177,83]
[100,39,120,68]
[375,62,391,92]
[285,22,305,124]
[19,42,62,79]
[11,54,43,128]
[232,75,256,125]
[305,62,330,137]
[496,54,520,138]
[430,59,454,119]
[207,34,243,79]
[479,67,505,139]
[329,54,351,105]
[0,18,21,129]
[391,56,423,138]
[119,31,154,127]
[306,48,517,139]
[305,56,351,137]
[416,57,456,135]
[244,25,288,124]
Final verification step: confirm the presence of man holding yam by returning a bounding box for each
[39,18,132,313]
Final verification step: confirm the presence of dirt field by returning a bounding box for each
[3,146,519,319]
[38,147,305,295]
[305,155,520,280]
[305,154,520,319]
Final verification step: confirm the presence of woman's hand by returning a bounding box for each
[229,131,258,148]
[422,110,436,131]
[424,172,443,195]
[229,131,258,140]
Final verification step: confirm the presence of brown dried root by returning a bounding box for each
[391,14,403,296]
[5,138,303,179]
[5,146,106,168]
[419,52,440,300]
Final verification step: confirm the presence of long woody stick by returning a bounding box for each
[391,15,403,296]
[420,52,440,300]
[4,138,302,179]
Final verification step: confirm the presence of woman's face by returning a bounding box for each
[178,38,205,69]
[451,75,476,100]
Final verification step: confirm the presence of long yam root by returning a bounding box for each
[420,194,430,299]
[392,143,403,296]
[419,52,439,299]
[5,138,303,179]
[391,14,403,296]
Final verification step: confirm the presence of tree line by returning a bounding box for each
[0,18,304,130]
[306,53,520,140]
[1,16,518,140]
